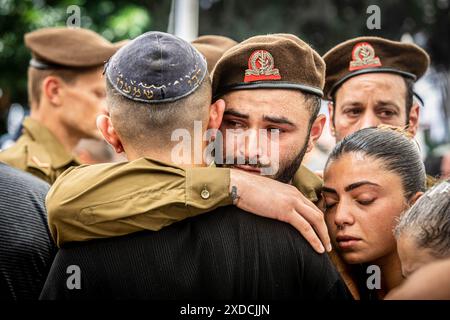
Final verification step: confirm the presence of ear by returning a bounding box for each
[407,103,420,137]
[96,115,124,154]
[327,101,336,137]
[306,114,326,153]
[409,191,424,206]
[42,76,64,106]
[207,99,225,139]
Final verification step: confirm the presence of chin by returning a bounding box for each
[340,251,372,265]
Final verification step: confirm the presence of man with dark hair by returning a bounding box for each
[0,163,56,300]
[0,27,122,184]
[323,36,429,142]
[46,34,332,254]
[41,32,351,300]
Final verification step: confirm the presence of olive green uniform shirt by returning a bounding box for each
[0,117,80,184]
[47,159,323,247]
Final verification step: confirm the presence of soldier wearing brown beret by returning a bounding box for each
[191,35,238,74]
[0,27,122,184]
[46,33,333,258]
[323,36,430,142]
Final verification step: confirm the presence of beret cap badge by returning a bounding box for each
[349,42,382,71]
[244,50,281,82]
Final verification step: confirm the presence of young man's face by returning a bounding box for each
[219,88,323,183]
[329,73,419,142]
[59,67,107,140]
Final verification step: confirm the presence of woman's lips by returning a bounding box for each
[336,235,362,250]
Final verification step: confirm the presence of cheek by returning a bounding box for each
[325,213,338,240]
[279,132,306,154]
[360,200,402,246]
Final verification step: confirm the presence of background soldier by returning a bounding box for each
[0,27,122,184]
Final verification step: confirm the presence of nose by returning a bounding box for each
[239,128,266,162]
[334,201,355,229]
[359,111,381,130]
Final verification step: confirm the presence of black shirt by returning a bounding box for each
[40,206,352,300]
[0,163,56,300]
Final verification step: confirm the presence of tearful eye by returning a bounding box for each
[224,120,245,129]
[267,127,283,134]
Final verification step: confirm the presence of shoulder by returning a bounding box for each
[292,165,323,203]
[0,162,50,195]
[0,135,54,181]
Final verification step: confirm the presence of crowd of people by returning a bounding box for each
[0,26,449,301]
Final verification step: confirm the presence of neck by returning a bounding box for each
[125,145,209,168]
[371,251,403,299]
[30,109,79,153]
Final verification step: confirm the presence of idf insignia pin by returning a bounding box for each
[349,42,382,71]
[244,50,281,82]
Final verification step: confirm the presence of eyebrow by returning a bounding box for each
[322,181,380,194]
[223,109,249,119]
[263,115,295,126]
[374,102,401,112]
[344,181,380,192]
[322,186,337,194]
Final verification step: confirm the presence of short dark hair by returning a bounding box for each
[304,93,321,131]
[395,179,450,258]
[331,76,415,126]
[106,76,211,150]
[326,127,426,200]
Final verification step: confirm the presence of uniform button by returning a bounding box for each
[201,187,210,199]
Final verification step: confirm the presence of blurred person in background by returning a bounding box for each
[0,27,121,184]
[0,163,56,300]
[393,179,450,277]
[73,139,117,165]
[304,36,430,174]
[191,35,238,74]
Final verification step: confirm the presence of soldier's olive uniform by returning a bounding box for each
[47,160,322,247]
[0,118,80,185]
[46,33,327,247]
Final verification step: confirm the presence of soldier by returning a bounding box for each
[40,31,351,300]
[0,27,121,184]
[323,36,429,142]
[46,33,331,253]
[323,36,438,187]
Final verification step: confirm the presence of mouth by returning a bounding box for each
[335,234,362,250]
[233,165,262,174]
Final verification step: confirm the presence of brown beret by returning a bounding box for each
[25,27,122,69]
[323,36,430,99]
[212,33,325,99]
[192,35,238,74]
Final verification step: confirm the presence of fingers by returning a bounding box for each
[294,200,332,253]
[284,209,325,254]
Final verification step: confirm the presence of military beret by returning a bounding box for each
[192,35,238,74]
[323,36,430,99]
[212,33,325,100]
[25,27,122,69]
[105,31,207,104]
